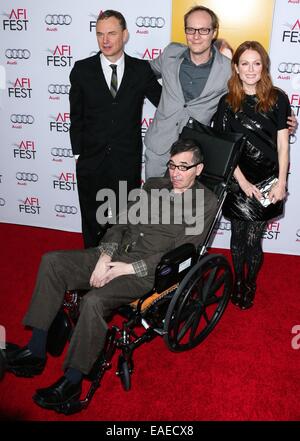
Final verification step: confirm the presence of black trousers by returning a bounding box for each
[22,248,153,374]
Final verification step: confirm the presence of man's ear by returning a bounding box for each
[123,28,129,44]
[196,163,204,176]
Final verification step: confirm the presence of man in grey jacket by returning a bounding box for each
[145,5,231,178]
[145,5,297,178]
[3,139,217,412]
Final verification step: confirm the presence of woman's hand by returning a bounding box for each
[268,181,286,204]
[238,178,262,201]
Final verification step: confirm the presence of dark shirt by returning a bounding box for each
[179,47,215,102]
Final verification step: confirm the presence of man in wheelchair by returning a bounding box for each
[1,138,217,412]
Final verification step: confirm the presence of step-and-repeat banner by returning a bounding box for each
[0,0,299,255]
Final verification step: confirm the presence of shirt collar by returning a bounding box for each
[181,46,215,67]
[100,52,125,68]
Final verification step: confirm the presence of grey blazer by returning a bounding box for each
[144,43,231,155]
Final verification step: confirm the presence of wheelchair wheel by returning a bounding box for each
[164,254,232,352]
[117,355,133,391]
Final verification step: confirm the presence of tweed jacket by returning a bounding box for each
[99,176,217,277]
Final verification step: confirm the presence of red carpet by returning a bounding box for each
[0,223,300,421]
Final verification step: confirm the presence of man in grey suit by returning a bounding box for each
[3,139,217,412]
[145,5,230,178]
[145,5,297,178]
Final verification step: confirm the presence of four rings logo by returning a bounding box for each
[16,172,38,182]
[136,16,165,28]
[278,63,300,74]
[48,84,70,94]
[45,14,72,25]
[55,204,77,214]
[51,148,73,157]
[5,49,31,59]
[11,114,34,124]
[0,198,5,207]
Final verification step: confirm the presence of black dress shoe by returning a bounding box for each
[33,376,82,412]
[5,343,46,377]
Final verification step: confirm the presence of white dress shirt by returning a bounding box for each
[74,53,125,160]
[100,52,125,91]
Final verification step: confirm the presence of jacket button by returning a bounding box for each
[140,232,144,236]
[183,104,187,108]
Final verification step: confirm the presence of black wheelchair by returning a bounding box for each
[36,120,245,414]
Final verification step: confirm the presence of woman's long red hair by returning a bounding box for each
[226,41,277,112]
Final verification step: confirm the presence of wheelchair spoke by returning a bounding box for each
[202,267,217,302]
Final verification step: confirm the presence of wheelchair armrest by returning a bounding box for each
[157,243,196,265]
[154,243,198,294]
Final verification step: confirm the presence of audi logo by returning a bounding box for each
[55,204,77,214]
[16,172,38,182]
[289,134,297,144]
[5,49,31,59]
[11,114,34,124]
[48,84,70,95]
[51,148,73,158]
[278,62,300,74]
[136,16,165,28]
[0,198,5,207]
[45,14,72,25]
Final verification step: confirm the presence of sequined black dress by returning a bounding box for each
[213,90,291,221]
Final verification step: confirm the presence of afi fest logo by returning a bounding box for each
[8,77,32,98]
[13,140,36,160]
[282,18,300,43]
[141,117,153,139]
[18,197,41,214]
[49,113,70,132]
[142,48,162,60]
[89,11,104,32]
[290,93,300,117]
[52,172,76,191]
[46,45,72,67]
[262,221,281,240]
[2,9,28,31]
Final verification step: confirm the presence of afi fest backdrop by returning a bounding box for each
[0,0,299,256]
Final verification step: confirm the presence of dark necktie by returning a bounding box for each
[110,64,118,98]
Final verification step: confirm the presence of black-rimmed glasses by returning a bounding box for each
[167,161,200,172]
[185,27,212,35]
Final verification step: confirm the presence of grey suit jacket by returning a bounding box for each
[144,43,231,155]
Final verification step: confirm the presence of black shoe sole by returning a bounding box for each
[32,391,82,414]
[7,365,45,378]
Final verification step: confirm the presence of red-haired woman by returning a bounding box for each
[213,41,291,310]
